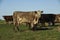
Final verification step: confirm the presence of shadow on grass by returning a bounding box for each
[31,26,53,31]
[31,24,60,31]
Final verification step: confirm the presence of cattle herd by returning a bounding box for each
[3,10,60,31]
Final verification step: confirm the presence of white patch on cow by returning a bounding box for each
[19,18,22,21]
[18,17,28,24]
[17,16,22,21]
[20,18,26,23]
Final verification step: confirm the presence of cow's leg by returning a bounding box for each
[30,23,34,29]
[15,26,19,32]
[27,23,31,29]
[32,24,38,30]
[17,21,20,31]
[16,25,19,31]
[48,22,51,26]
[30,23,37,30]
[52,22,55,26]
[14,21,20,32]
[6,21,8,24]
[41,22,45,27]
[28,23,35,30]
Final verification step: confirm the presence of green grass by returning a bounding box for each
[0,20,5,24]
[0,23,60,40]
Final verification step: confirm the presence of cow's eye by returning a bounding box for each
[35,11,37,14]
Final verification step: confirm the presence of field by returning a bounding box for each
[0,20,60,40]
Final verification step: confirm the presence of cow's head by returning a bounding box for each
[33,10,43,24]
[35,10,43,17]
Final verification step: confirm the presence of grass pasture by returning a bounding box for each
[0,21,60,40]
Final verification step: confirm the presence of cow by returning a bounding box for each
[13,10,43,31]
[38,14,56,26]
[55,14,60,23]
[3,15,13,24]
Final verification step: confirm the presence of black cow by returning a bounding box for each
[38,14,56,26]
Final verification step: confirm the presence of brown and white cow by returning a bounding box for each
[3,15,13,24]
[13,10,43,31]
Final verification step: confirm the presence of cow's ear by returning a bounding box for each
[41,11,43,13]
[35,11,37,14]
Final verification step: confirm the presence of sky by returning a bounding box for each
[0,0,60,19]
